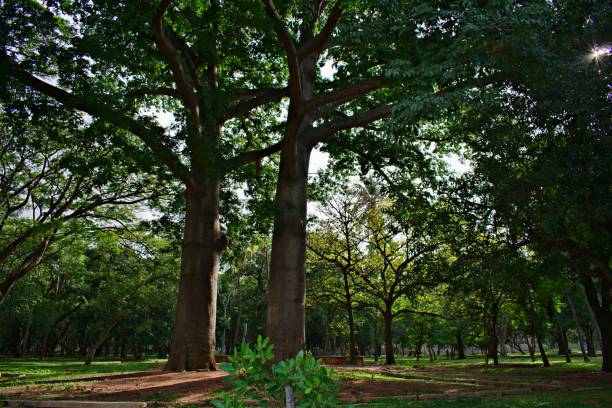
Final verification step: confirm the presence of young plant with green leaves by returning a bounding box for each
[214,336,339,408]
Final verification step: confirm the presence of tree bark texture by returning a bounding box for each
[267,50,319,362]
[384,306,395,364]
[267,143,310,362]
[456,334,466,359]
[166,182,225,371]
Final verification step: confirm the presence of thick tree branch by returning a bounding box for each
[304,77,386,112]
[3,63,195,188]
[306,104,392,147]
[0,234,54,304]
[223,87,289,120]
[152,0,201,129]
[131,87,180,99]
[392,308,450,319]
[222,141,283,172]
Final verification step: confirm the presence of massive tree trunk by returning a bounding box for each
[267,143,311,362]
[580,275,612,372]
[456,334,466,359]
[383,305,395,365]
[167,181,225,371]
[267,50,318,362]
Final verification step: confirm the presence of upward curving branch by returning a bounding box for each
[152,0,201,130]
[261,0,302,100]
[3,62,195,188]
[305,104,393,147]
[304,77,387,113]
[224,87,289,120]
[297,2,343,58]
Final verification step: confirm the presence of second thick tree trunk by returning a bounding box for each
[166,182,225,371]
[267,145,310,362]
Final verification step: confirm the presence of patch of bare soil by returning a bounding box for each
[338,378,480,403]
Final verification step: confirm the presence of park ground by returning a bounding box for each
[0,354,611,407]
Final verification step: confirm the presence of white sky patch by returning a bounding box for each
[443,153,472,175]
[320,58,336,80]
[309,148,330,174]
[156,110,175,128]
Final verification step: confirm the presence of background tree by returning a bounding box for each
[307,186,368,363]
[0,100,166,304]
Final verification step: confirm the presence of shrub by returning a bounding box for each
[213,336,339,407]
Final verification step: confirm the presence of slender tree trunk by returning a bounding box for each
[581,283,603,354]
[566,293,589,362]
[232,268,242,350]
[499,315,509,358]
[383,306,395,365]
[85,316,122,365]
[427,345,434,362]
[120,336,127,359]
[267,144,311,362]
[485,316,499,366]
[221,292,230,354]
[512,337,525,354]
[526,336,536,361]
[535,333,550,367]
[373,317,380,362]
[554,311,571,362]
[20,316,32,357]
[341,271,357,364]
[347,303,357,364]
[167,182,225,371]
[41,330,50,358]
[585,326,596,357]
[324,309,331,355]
[580,275,612,372]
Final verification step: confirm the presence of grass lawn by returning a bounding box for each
[0,357,164,387]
